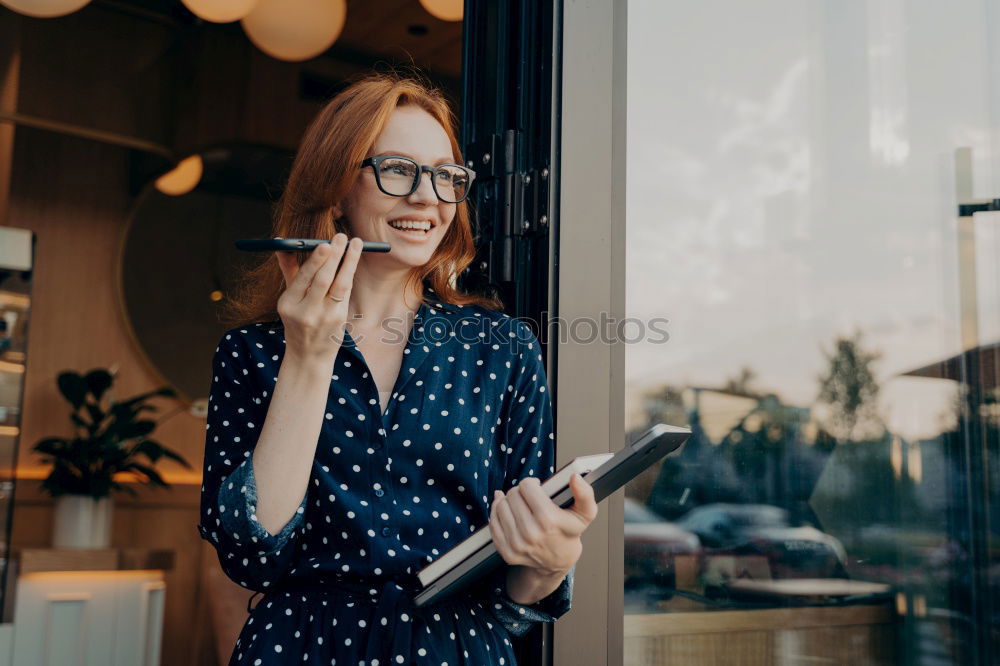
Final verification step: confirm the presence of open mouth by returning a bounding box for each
[387,220,433,235]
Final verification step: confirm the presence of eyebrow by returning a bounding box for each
[372,150,456,165]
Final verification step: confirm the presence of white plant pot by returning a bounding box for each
[52,494,113,548]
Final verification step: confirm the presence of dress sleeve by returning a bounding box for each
[196,329,309,592]
[486,320,574,637]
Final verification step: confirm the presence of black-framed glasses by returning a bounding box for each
[360,155,476,204]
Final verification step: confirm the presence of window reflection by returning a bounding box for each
[624,345,998,661]
[623,0,999,662]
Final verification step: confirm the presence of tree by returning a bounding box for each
[723,366,760,397]
[816,330,883,441]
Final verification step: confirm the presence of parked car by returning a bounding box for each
[676,503,847,579]
[624,497,701,591]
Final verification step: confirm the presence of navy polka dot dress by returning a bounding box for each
[198,287,574,665]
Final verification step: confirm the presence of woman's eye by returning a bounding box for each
[437,168,467,185]
[382,161,415,177]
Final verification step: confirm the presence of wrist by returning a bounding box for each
[281,349,338,377]
[504,565,569,605]
[531,565,569,580]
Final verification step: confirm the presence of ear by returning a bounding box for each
[330,202,344,221]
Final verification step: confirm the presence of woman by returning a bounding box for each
[198,72,598,665]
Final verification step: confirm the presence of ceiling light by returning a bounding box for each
[180,0,259,23]
[0,0,91,18]
[419,0,463,22]
[241,0,347,62]
[155,155,203,196]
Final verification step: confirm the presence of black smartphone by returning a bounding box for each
[235,238,391,253]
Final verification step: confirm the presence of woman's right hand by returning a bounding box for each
[275,233,363,364]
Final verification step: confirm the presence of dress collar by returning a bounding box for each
[420,285,461,315]
[337,288,461,399]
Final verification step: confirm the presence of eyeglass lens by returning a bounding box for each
[375,157,470,203]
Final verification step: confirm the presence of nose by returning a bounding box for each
[407,169,438,205]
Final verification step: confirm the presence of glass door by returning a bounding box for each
[0,227,33,622]
[623,0,1000,664]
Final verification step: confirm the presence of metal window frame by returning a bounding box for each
[552,0,628,664]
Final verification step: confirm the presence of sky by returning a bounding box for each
[623,0,1000,441]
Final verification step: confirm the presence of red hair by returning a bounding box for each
[220,71,504,328]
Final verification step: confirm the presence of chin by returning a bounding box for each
[385,248,439,268]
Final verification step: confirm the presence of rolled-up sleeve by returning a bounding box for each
[197,329,308,592]
[487,320,574,636]
[486,564,574,638]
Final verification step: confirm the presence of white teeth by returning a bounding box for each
[388,220,431,232]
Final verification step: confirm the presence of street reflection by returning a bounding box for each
[624,342,999,661]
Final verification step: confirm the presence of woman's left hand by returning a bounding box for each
[489,473,599,576]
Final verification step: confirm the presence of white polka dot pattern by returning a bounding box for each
[196,293,573,663]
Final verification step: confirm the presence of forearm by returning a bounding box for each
[251,351,335,535]
[505,564,569,605]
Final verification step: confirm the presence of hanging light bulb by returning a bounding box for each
[418,0,463,22]
[241,0,347,62]
[155,155,203,196]
[180,0,258,23]
[0,0,91,18]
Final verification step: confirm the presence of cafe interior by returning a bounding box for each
[0,0,462,664]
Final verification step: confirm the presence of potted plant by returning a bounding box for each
[31,368,193,548]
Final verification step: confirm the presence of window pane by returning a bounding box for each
[623,1,1000,663]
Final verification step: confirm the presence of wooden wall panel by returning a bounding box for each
[12,5,175,145]
[623,606,897,666]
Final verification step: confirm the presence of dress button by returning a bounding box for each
[381,526,391,537]
[375,488,384,497]
[373,442,383,451]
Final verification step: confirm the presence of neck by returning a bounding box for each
[346,270,424,330]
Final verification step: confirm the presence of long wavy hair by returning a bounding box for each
[219,71,504,328]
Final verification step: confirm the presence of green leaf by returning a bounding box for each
[84,402,106,429]
[116,387,176,411]
[57,372,87,410]
[125,462,167,487]
[116,419,157,441]
[41,462,89,497]
[131,439,163,462]
[133,440,193,470]
[83,369,114,402]
[157,447,193,470]
[32,437,69,456]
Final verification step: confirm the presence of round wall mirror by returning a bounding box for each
[118,144,293,405]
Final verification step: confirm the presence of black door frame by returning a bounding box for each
[459,0,563,663]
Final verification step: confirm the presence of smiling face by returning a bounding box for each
[338,104,458,270]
